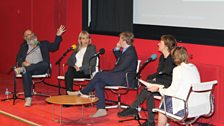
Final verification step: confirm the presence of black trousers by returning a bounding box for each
[65,66,90,91]
[130,88,158,122]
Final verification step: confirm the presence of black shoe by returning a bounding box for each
[141,121,155,126]
[117,107,138,117]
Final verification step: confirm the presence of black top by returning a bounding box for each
[147,54,175,88]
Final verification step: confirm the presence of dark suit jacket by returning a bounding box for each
[16,36,62,69]
[102,46,138,87]
[67,44,96,75]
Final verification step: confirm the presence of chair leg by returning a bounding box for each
[32,89,50,97]
[32,79,50,97]
[105,93,129,110]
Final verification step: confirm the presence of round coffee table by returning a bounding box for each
[46,95,98,124]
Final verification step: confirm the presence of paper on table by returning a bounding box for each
[139,79,164,89]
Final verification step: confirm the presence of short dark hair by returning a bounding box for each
[161,35,177,52]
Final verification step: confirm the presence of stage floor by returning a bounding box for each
[0,74,182,126]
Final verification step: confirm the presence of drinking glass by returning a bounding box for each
[89,92,96,103]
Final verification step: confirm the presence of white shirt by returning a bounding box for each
[75,47,87,67]
[159,62,201,114]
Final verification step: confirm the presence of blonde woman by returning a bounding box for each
[66,31,96,93]
[158,46,200,126]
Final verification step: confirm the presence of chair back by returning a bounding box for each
[187,80,217,118]
[126,60,141,88]
[136,60,141,74]
[90,57,99,78]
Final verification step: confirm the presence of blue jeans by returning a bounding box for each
[21,61,49,97]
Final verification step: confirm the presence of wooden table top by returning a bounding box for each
[46,95,98,105]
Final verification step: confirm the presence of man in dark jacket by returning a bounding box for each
[15,25,66,107]
[68,32,138,118]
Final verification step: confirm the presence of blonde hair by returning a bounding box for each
[172,46,189,65]
[119,32,134,45]
[77,31,91,50]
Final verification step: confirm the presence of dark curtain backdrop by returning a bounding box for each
[89,0,133,33]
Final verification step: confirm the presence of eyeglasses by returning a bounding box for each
[24,33,34,38]
[24,33,37,40]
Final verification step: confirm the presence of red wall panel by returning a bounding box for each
[28,0,82,83]
[0,0,31,74]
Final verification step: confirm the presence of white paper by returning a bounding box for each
[139,79,164,89]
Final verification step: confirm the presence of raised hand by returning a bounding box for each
[116,42,122,48]
[74,65,80,71]
[56,25,66,36]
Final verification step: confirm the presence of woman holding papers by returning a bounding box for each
[157,46,200,126]
[118,34,177,126]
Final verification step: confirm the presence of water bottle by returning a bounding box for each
[5,88,11,99]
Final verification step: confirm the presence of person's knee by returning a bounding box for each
[158,113,167,126]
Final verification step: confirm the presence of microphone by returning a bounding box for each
[67,44,77,51]
[93,48,105,57]
[137,54,157,78]
[36,40,40,46]
[55,44,77,65]
[144,54,157,64]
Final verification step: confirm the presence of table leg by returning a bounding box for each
[90,102,93,124]
[60,105,62,125]
[52,105,54,121]
[82,105,84,117]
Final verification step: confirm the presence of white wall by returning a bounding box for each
[134,0,224,30]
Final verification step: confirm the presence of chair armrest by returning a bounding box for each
[154,95,162,100]
[161,93,187,106]
[152,108,183,121]
[157,93,188,121]
[192,80,217,92]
